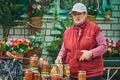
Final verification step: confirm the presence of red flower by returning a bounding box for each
[116,40,120,51]
[104,39,120,57]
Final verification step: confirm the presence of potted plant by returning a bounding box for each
[27,0,53,26]
[0,37,31,58]
[102,4,113,20]
[103,39,120,67]
[86,0,99,22]
[28,32,44,57]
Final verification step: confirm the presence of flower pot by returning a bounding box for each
[103,57,120,67]
[13,53,24,58]
[30,17,42,26]
[33,47,42,58]
[87,15,96,23]
[104,11,111,20]
[13,53,24,63]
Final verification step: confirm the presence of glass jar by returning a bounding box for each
[25,70,33,80]
[56,64,63,78]
[41,72,50,80]
[42,58,49,73]
[30,55,38,68]
[61,77,70,80]
[63,64,70,77]
[50,64,58,78]
[38,58,43,73]
[52,74,60,80]
[78,70,86,80]
[33,71,41,80]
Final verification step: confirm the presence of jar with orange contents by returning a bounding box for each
[33,71,41,80]
[30,55,38,68]
[78,70,86,80]
[52,74,60,80]
[41,58,49,73]
[25,70,33,80]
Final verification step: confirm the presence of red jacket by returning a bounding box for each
[64,21,104,78]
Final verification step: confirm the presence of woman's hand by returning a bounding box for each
[79,50,93,61]
[55,55,62,64]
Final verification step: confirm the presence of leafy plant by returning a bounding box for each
[104,39,120,57]
[29,32,44,57]
[0,37,31,56]
[29,32,44,49]
[27,0,53,17]
[87,5,98,16]
[100,2,113,13]
[0,0,28,38]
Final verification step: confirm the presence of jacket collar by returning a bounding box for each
[74,20,87,30]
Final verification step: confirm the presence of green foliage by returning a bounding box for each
[87,5,98,16]
[27,0,54,17]
[104,39,120,57]
[0,37,31,56]
[45,19,73,62]
[100,4,113,14]
[52,19,73,38]
[103,5,113,12]
[29,32,44,49]
[104,46,120,57]
[45,39,62,57]
[0,0,29,38]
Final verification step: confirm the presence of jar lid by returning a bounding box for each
[41,72,49,74]
[33,70,39,73]
[53,74,59,76]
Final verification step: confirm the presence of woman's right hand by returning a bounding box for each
[55,55,62,64]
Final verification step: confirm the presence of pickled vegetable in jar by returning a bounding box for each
[78,70,86,80]
[50,64,57,78]
[30,55,38,68]
[33,71,41,80]
[25,70,33,80]
[42,58,49,73]
[52,74,60,80]
[63,64,70,77]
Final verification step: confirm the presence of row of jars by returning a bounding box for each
[25,55,86,80]
[24,69,86,80]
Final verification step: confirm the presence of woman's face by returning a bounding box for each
[71,11,87,25]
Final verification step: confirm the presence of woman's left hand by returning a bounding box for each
[79,50,93,61]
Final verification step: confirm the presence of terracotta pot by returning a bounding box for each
[13,53,24,58]
[24,50,35,58]
[87,15,96,23]
[33,47,43,58]
[24,50,35,65]
[104,11,111,20]
[30,17,42,26]
[13,53,24,63]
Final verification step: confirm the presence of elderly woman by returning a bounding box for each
[55,3,107,80]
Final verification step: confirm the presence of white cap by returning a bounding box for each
[71,3,87,13]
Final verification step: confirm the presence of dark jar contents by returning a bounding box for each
[25,70,33,80]
[33,71,41,80]
[78,71,86,80]
[30,55,38,68]
[52,74,60,80]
